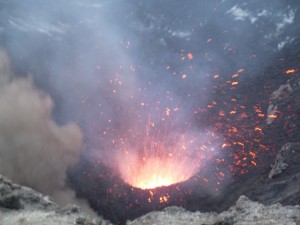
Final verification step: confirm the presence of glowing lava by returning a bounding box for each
[121,156,195,190]
[116,128,207,190]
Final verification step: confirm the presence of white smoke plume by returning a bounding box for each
[0,50,95,215]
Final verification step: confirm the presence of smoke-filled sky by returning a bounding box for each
[0,0,299,211]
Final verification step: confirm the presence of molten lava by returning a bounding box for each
[121,156,195,190]
[116,127,206,190]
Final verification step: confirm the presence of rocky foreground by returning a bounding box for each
[0,175,112,225]
[1,174,300,225]
[127,196,300,225]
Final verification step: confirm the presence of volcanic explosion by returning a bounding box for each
[0,0,300,224]
[118,139,198,190]
[116,123,210,190]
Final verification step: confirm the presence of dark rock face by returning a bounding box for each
[0,175,112,225]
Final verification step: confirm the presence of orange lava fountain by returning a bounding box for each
[116,128,202,190]
[121,154,198,189]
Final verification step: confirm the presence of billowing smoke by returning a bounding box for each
[0,50,96,215]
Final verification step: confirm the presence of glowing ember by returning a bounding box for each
[187,53,193,60]
[285,69,296,74]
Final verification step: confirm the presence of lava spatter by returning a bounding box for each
[114,119,217,190]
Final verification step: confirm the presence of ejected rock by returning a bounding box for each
[267,76,300,124]
[250,142,300,206]
[0,175,112,225]
[269,143,300,178]
[127,196,300,225]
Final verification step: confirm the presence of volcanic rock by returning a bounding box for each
[127,195,300,225]
[269,143,300,178]
[0,175,112,225]
[250,142,300,206]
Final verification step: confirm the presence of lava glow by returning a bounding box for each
[116,124,206,190]
[123,156,193,190]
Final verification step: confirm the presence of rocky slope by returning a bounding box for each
[0,175,112,225]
